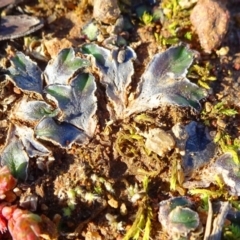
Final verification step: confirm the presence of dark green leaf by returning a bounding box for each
[82,43,136,120]
[44,48,90,85]
[7,52,43,94]
[35,118,88,148]
[127,46,207,116]
[169,206,199,232]
[82,21,99,41]
[45,73,97,136]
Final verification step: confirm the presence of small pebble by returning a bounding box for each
[108,197,118,208]
[53,214,62,225]
[85,231,102,240]
[93,0,120,24]
[144,128,175,157]
[216,46,229,56]
[41,204,48,210]
[190,0,229,53]
[120,203,128,216]
[13,187,22,197]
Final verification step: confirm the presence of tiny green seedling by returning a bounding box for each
[154,32,180,46]
[84,192,99,204]
[63,207,73,217]
[214,132,240,164]
[212,101,238,117]
[140,11,153,25]
[189,174,228,201]
[201,101,238,135]
[188,62,217,89]
[155,0,193,47]
[123,177,153,240]
[170,158,185,193]
[223,224,240,240]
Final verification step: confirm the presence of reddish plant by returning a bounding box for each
[0,166,42,239]
[0,166,57,239]
[0,203,8,234]
[0,166,17,195]
[0,166,17,235]
[7,208,41,240]
[1,205,42,240]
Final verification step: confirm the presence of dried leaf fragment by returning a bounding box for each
[0,15,44,41]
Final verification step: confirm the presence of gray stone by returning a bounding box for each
[93,0,121,24]
[144,128,175,157]
[190,0,229,53]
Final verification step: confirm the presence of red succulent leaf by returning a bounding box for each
[0,214,7,234]
[2,205,17,220]
[8,209,42,240]
[0,203,8,234]
[11,208,24,221]
[0,166,17,194]
[7,218,14,238]
[4,191,17,203]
